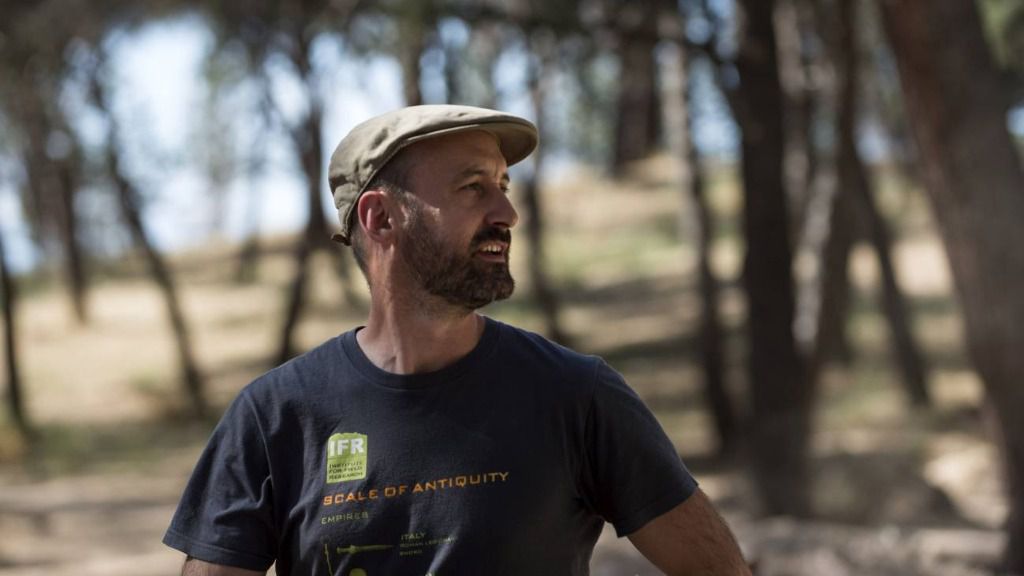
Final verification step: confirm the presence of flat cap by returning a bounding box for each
[328,104,539,245]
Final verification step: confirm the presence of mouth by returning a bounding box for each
[474,240,509,262]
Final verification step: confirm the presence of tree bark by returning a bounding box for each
[523,39,568,345]
[56,154,88,324]
[880,0,1024,569]
[611,0,660,173]
[20,89,89,324]
[0,227,29,436]
[276,39,345,363]
[276,103,323,364]
[832,0,928,406]
[808,173,856,388]
[108,151,207,419]
[813,0,930,407]
[395,18,419,105]
[91,73,207,419]
[859,178,930,405]
[398,0,427,106]
[466,25,502,109]
[666,37,738,455]
[775,0,816,239]
[735,0,811,516]
[235,165,264,284]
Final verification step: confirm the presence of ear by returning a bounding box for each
[356,189,395,245]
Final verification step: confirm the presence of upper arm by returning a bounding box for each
[163,391,278,570]
[181,556,266,576]
[580,361,699,535]
[627,488,752,576]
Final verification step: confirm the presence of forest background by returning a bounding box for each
[1,0,1024,574]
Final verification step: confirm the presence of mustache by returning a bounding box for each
[470,226,511,249]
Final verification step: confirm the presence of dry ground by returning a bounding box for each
[0,158,1007,575]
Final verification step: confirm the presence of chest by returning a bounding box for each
[274,384,593,575]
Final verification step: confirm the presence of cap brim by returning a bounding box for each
[401,121,538,168]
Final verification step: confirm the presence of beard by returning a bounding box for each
[399,205,515,311]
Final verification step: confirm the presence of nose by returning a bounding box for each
[487,184,519,230]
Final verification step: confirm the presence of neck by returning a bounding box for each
[357,283,485,375]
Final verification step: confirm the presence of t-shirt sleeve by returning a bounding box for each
[163,390,277,571]
[579,360,698,537]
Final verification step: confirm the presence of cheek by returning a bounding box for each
[432,213,480,246]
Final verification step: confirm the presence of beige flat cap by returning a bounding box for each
[327,104,539,245]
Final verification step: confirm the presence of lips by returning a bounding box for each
[472,228,511,261]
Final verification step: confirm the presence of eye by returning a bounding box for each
[461,182,486,196]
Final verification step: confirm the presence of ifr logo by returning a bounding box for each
[326,432,368,483]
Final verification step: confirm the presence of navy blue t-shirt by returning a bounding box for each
[163,317,697,575]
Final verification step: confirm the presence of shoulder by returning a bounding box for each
[234,332,353,419]
[490,319,611,392]
[495,319,598,366]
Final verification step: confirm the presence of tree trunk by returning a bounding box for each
[612,0,659,173]
[735,0,811,516]
[775,0,816,240]
[812,0,930,407]
[808,175,856,388]
[0,228,29,436]
[277,44,341,363]
[235,165,264,284]
[399,6,426,106]
[21,91,89,324]
[395,28,419,106]
[829,0,929,406]
[467,25,502,109]
[665,36,738,455]
[276,112,322,364]
[523,40,568,345]
[859,177,930,405]
[91,73,207,419]
[56,155,88,324]
[834,0,928,405]
[107,149,207,419]
[880,0,1024,569]
[278,236,313,364]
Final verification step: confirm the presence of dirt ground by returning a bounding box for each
[0,159,1008,575]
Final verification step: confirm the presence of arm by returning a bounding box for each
[181,557,266,576]
[628,488,752,576]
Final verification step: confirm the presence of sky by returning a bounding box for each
[2,17,405,272]
[3,14,1019,274]
[0,14,740,274]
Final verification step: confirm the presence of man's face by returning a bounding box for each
[395,131,519,310]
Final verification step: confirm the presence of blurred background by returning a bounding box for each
[1,0,1023,574]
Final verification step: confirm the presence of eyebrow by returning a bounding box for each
[455,168,511,185]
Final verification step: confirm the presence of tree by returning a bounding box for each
[611,0,661,173]
[396,0,433,106]
[0,2,91,326]
[809,0,930,406]
[775,0,820,239]
[677,41,737,456]
[660,5,738,455]
[0,225,28,436]
[522,31,569,345]
[201,0,364,363]
[733,0,812,516]
[89,55,208,419]
[879,0,1024,569]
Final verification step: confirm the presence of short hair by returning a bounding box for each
[349,150,414,278]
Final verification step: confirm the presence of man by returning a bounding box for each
[164,105,750,575]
